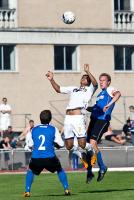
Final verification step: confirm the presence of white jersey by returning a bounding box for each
[60,83,96,110]
[24,131,33,151]
[0,103,11,131]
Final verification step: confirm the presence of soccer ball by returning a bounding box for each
[62,11,75,24]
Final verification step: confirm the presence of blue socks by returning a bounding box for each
[25,169,35,192]
[25,169,69,192]
[57,169,69,190]
[97,151,106,171]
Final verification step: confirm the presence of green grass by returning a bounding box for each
[0,172,134,200]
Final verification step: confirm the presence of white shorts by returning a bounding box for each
[64,115,86,139]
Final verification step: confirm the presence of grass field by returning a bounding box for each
[0,171,134,200]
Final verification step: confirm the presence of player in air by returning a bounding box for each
[86,73,121,183]
[46,64,98,168]
[23,110,70,197]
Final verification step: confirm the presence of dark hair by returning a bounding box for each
[99,73,111,82]
[40,110,52,124]
[2,97,7,101]
[82,74,91,86]
[29,120,34,123]
[126,119,131,123]
[129,105,134,110]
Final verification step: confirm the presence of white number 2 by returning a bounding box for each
[38,135,46,150]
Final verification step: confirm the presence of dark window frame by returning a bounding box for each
[114,46,134,71]
[0,45,15,71]
[54,45,77,71]
[114,0,130,11]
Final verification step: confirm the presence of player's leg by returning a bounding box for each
[64,115,94,169]
[24,169,35,197]
[89,119,109,182]
[72,138,94,169]
[86,119,96,180]
[45,156,71,195]
[64,116,74,150]
[65,138,74,150]
[90,138,106,170]
[24,158,43,197]
[86,150,95,183]
[57,168,70,195]
[64,116,81,169]
[73,116,96,169]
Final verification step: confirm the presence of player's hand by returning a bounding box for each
[46,71,54,81]
[103,104,110,112]
[84,64,90,73]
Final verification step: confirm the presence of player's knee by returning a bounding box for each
[65,141,73,150]
[65,143,73,150]
[79,142,86,149]
[90,139,97,148]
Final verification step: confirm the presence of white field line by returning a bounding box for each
[1,167,134,175]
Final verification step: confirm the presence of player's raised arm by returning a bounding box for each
[84,64,98,88]
[46,71,60,93]
[103,90,121,112]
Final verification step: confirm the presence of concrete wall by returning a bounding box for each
[17,0,113,29]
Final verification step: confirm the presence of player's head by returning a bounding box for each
[126,119,131,125]
[129,105,134,112]
[2,97,7,104]
[29,120,34,129]
[99,73,111,89]
[80,74,91,86]
[3,136,10,143]
[40,110,52,124]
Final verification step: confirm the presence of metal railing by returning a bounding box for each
[0,9,16,28]
[114,11,134,30]
[0,147,134,171]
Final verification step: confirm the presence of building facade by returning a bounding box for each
[0,0,134,130]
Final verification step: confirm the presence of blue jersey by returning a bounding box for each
[91,86,117,121]
[30,124,64,158]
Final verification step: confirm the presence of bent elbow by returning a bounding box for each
[118,91,121,98]
[56,89,61,93]
[95,84,98,89]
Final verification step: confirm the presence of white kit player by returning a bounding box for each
[46,64,98,168]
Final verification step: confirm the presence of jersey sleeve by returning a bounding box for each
[26,132,34,148]
[107,86,119,97]
[54,127,64,147]
[60,86,76,94]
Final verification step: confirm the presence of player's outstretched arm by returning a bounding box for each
[46,71,60,93]
[103,91,121,112]
[84,64,98,88]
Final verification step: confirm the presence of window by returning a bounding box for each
[0,45,15,71]
[114,46,134,71]
[0,0,9,8]
[54,45,77,71]
[114,0,130,11]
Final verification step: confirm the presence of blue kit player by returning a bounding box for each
[86,73,121,183]
[24,110,70,197]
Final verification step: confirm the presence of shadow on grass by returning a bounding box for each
[79,188,134,194]
[31,193,77,197]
